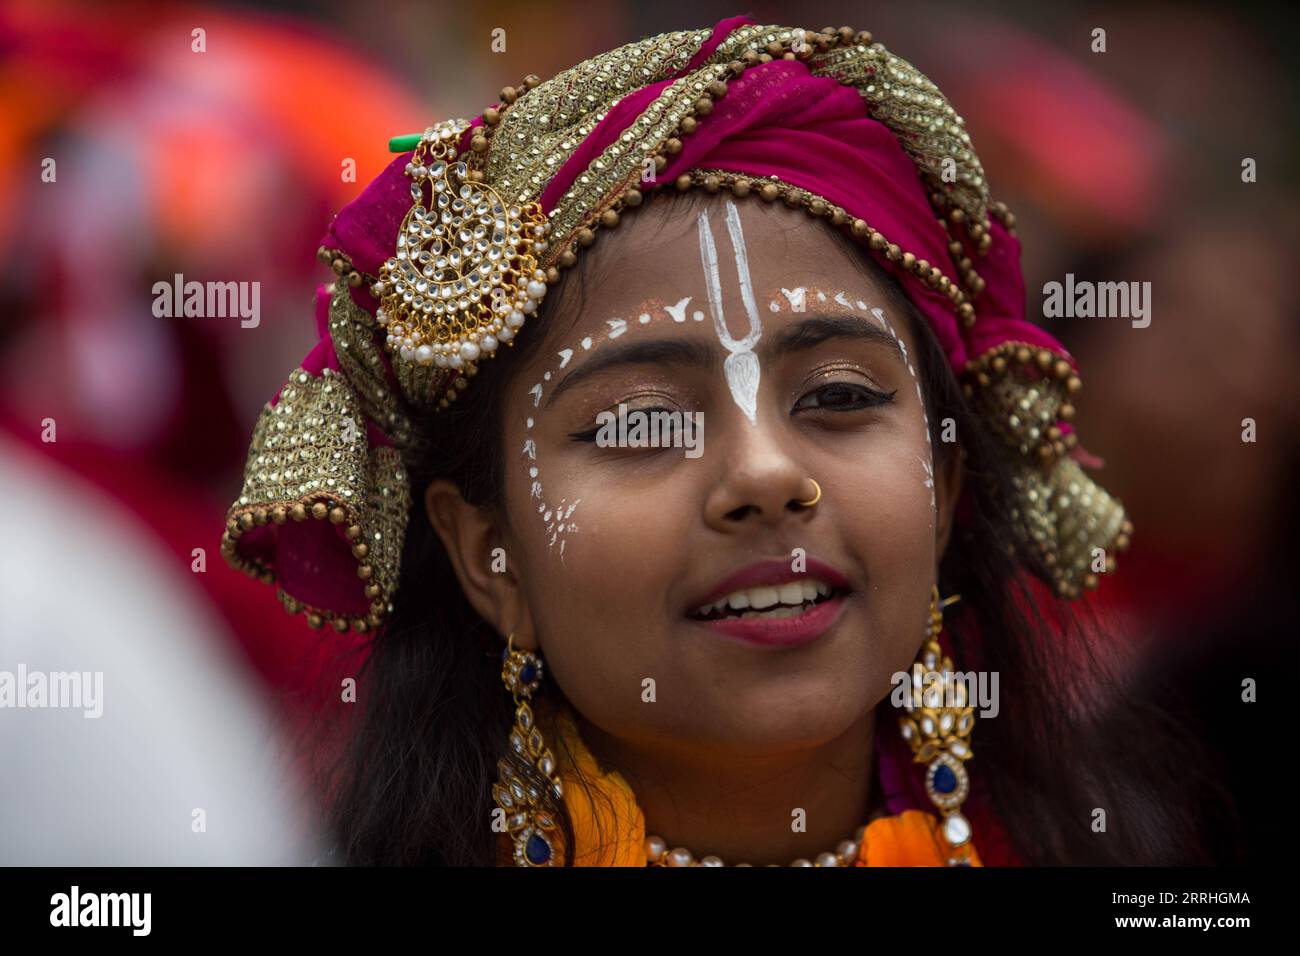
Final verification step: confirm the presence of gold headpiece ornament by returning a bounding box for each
[371,119,551,376]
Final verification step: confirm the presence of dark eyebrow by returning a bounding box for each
[768,313,903,357]
[543,337,716,408]
[543,313,903,408]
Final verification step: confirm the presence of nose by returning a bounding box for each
[703,409,819,532]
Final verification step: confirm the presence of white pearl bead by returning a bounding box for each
[415,344,434,363]
[791,858,814,867]
[459,342,481,362]
[837,840,858,861]
[448,353,462,369]
[644,836,667,862]
[698,856,725,867]
[815,852,839,867]
[520,298,537,314]
[666,847,693,867]
[497,326,515,342]
[480,335,498,353]
[506,310,525,329]
[399,346,414,362]
[434,353,448,368]
[526,280,547,299]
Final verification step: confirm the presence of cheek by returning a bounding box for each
[506,446,688,725]
[832,418,937,690]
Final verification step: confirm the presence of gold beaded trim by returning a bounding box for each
[221,367,410,633]
[476,23,992,273]
[674,167,977,327]
[316,245,375,290]
[962,342,1131,596]
[962,342,1082,463]
[1008,456,1132,599]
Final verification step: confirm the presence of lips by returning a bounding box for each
[684,557,851,649]
[686,557,851,614]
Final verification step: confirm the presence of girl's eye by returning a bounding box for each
[567,406,682,444]
[793,382,897,413]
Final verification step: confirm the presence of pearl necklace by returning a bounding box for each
[644,823,868,867]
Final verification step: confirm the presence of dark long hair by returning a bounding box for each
[318,189,1228,866]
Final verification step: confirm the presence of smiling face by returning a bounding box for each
[428,191,961,762]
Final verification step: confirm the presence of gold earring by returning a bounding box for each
[795,478,821,508]
[898,586,977,865]
[492,633,564,866]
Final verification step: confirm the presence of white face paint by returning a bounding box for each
[870,307,937,521]
[696,199,763,425]
[520,299,715,559]
[521,212,939,557]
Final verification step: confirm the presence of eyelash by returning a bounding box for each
[792,381,898,414]
[566,381,895,443]
[567,406,681,444]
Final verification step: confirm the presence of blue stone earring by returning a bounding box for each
[898,586,977,865]
[492,633,565,866]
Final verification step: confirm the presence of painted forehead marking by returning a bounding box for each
[520,249,937,555]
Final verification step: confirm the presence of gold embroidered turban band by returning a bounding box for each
[222,16,1131,633]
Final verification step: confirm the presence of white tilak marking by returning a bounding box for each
[698,199,763,425]
[835,290,854,308]
[607,318,628,338]
[526,417,534,428]
[817,290,827,301]
[692,310,704,321]
[581,336,592,349]
[769,300,780,312]
[522,438,536,459]
[529,467,538,478]
[530,383,543,406]
[857,300,868,311]
[666,296,692,322]
[639,313,651,324]
[781,287,807,312]
[543,371,551,380]
[558,349,573,368]
[872,306,937,515]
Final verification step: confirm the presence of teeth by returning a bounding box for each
[694,579,836,618]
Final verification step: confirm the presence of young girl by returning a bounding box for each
[222,17,1217,866]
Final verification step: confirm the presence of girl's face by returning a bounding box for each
[432,194,959,758]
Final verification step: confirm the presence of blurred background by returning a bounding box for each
[0,0,1293,864]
